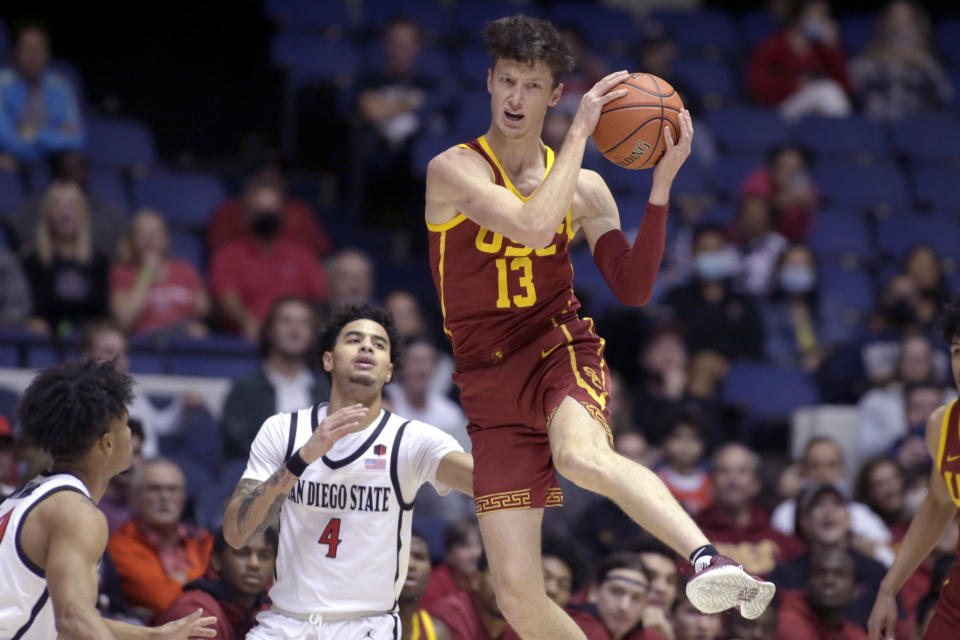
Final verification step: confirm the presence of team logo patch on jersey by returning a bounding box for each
[373,444,387,456]
[364,458,387,470]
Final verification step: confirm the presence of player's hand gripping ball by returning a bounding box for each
[593,73,685,170]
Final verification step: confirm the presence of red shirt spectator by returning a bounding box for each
[427,591,520,640]
[420,564,464,611]
[207,197,331,257]
[567,605,669,640]
[153,580,260,640]
[111,259,205,334]
[209,237,326,332]
[749,30,849,106]
[776,591,867,640]
[419,518,484,610]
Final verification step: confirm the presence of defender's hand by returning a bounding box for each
[570,70,630,138]
[652,109,693,186]
[152,609,217,639]
[299,404,369,463]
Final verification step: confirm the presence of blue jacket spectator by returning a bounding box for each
[0,23,84,164]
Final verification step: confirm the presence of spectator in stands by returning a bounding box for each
[207,166,332,257]
[696,444,799,578]
[21,181,109,336]
[887,383,945,477]
[629,540,679,615]
[771,437,890,542]
[111,209,209,337]
[0,414,16,497]
[542,535,589,611]
[352,16,444,225]
[655,412,712,516]
[419,517,483,610]
[326,247,375,312]
[729,196,787,297]
[633,325,688,444]
[740,146,819,243]
[567,552,670,640]
[400,533,454,640]
[776,547,868,639]
[901,244,950,331]
[671,588,723,640]
[153,528,276,640]
[725,600,778,640]
[851,0,952,121]
[427,550,518,640]
[0,244,31,326]
[108,458,214,616]
[209,179,326,339]
[385,289,455,396]
[770,483,888,629]
[10,151,126,255]
[748,0,851,121]
[99,418,144,535]
[855,457,910,544]
[0,21,84,167]
[79,319,204,459]
[857,333,944,461]
[664,225,764,360]
[221,297,330,460]
[554,24,609,115]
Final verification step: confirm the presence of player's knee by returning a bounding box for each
[553,442,610,486]
[493,577,545,628]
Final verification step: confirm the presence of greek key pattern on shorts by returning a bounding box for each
[474,489,532,514]
[583,402,614,446]
[545,488,564,507]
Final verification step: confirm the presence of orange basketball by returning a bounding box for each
[593,73,684,170]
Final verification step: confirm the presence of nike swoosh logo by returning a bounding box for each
[948,454,960,462]
[541,343,564,359]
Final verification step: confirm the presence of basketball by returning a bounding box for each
[593,73,685,170]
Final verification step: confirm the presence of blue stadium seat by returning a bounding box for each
[892,117,960,166]
[813,161,909,210]
[913,167,960,212]
[167,230,206,272]
[0,170,25,216]
[839,14,875,55]
[936,19,960,68]
[263,0,353,33]
[128,351,166,375]
[86,117,157,169]
[364,0,451,36]
[710,152,763,197]
[741,10,779,47]
[26,346,59,369]
[411,133,465,178]
[167,334,257,357]
[412,514,448,564]
[671,58,737,106]
[455,44,492,85]
[169,354,260,378]
[549,2,638,51]
[794,116,887,159]
[722,363,818,422]
[700,203,737,227]
[818,264,875,317]
[133,171,226,229]
[707,107,790,153]
[0,346,17,368]
[455,0,543,36]
[169,456,215,499]
[270,33,360,87]
[88,168,130,212]
[807,210,872,260]
[654,9,740,57]
[454,90,494,136]
[0,387,18,418]
[362,43,452,81]
[875,214,960,259]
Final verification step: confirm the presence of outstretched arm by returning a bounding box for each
[223,404,369,548]
[576,110,693,306]
[426,71,630,249]
[868,406,957,640]
[435,451,474,497]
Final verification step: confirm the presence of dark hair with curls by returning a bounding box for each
[317,304,402,382]
[213,526,278,555]
[938,296,960,344]
[483,15,574,86]
[17,359,133,458]
[543,533,590,593]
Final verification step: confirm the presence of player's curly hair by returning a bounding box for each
[483,15,574,86]
[17,359,133,458]
[318,304,402,382]
[938,296,960,344]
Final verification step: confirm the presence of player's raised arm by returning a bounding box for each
[868,406,958,640]
[223,404,369,548]
[425,70,630,249]
[572,109,693,307]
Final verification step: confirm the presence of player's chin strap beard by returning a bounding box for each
[347,373,376,387]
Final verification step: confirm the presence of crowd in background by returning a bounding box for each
[1,0,959,638]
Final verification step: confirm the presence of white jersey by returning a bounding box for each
[242,403,462,617]
[0,472,92,640]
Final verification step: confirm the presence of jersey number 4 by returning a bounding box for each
[318,517,343,558]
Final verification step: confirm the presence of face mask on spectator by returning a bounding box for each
[780,265,816,294]
[695,250,737,282]
[250,211,282,240]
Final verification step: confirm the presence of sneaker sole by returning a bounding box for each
[685,565,776,620]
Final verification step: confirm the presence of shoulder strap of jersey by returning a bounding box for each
[462,139,505,187]
[938,399,959,471]
[283,411,299,462]
[420,610,437,640]
[390,420,414,510]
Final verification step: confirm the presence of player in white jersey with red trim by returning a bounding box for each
[0,359,215,639]
[224,304,474,640]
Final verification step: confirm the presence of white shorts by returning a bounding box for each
[246,609,401,640]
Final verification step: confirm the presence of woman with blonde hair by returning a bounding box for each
[21,181,109,336]
[110,209,209,336]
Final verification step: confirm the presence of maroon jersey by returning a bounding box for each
[428,136,580,371]
[933,398,960,630]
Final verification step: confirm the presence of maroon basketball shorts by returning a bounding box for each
[453,317,612,515]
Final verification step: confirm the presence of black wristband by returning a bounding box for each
[285,449,308,477]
